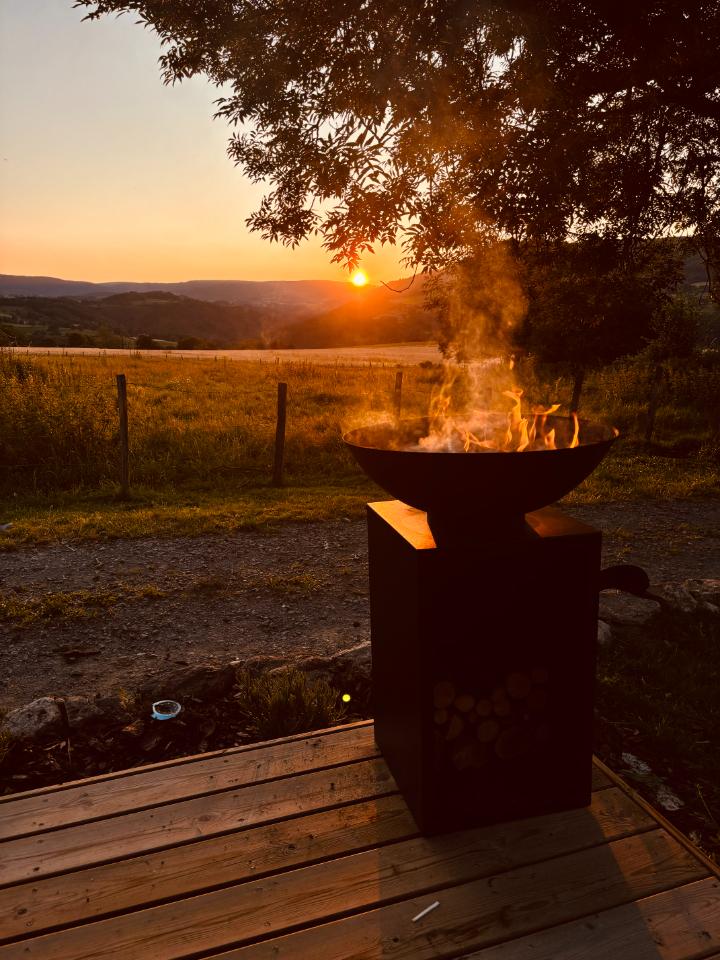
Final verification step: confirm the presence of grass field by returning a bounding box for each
[1,348,718,545]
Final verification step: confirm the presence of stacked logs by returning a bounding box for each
[433,667,550,771]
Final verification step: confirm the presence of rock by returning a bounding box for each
[684,579,720,608]
[139,664,236,703]
[2,697,64,743]
[93,694,134,725]
[655,783,684,812]
[295,643,372,706]
[598,592,659,628]
[597,620,614,646]
[650,582,719,616]
[233,655,291,676]
[64,696,106,731]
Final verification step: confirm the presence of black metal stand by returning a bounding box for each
[368,500,602,835]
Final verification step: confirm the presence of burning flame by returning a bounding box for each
[416,361,584,454]
[570,412,580,448]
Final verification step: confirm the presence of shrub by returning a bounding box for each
[234,667,346,739]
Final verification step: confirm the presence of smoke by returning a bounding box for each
[428,243,528,365]
[342,243,585,452]
[415,242,533,449]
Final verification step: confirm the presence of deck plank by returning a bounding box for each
[0,724,379,840]
[0,826,695,960]
[43,831,701,960]
[460,878,720,960]
[591,765,611,790]
[0,721,708,960]
[0,757,395,886]
[0,721,376,806]
[0,795,416,941]
[0,786,651,942]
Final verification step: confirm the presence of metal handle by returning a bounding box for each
[598,564,651,597]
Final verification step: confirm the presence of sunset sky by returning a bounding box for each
[0,0,404,284]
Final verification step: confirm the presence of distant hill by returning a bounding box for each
[0,273,434,348]
[275,276,437,347]
[3,251,714,351]
[0,292,264,348]
[0,274,356,323]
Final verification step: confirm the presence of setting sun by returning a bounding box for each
[351,270,368,287]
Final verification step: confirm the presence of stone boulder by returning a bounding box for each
[2,697,65,743]
[597,620,614,647]
[684,579,720,608]
[138,664,236,706]
[598,591,660,628]
[232,655,291,676]
[293,643,372,709]
[597,578,719,647]
[63,695,110,732]
[649,581,719,616]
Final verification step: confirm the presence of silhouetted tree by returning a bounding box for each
[516,238,686,409]
[77,0,720,296]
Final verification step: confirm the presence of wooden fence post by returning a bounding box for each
[116,373,130,499]
[394,370,403,420]
[272,381,288,486]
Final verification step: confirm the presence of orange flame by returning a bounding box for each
[421,365,583,453]
[517,418,530,452]
[570,412,580,448]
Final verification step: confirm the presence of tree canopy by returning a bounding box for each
[77,1,719,292]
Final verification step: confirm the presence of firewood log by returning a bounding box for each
[527,688,547,713]
[530,666,549,685]
[506,672,531,700]
[445,712,464,740]
[476,718,500,743]
[454,693,475,713]
[475,698,493,717]
[433,680,455,709]
[492,693,512,717]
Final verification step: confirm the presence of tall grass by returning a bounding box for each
[1,348,718,500]
[0,351,435,494]
[581,354,720,450]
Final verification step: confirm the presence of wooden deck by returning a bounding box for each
[0,720,718,959]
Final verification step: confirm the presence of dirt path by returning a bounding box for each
[1,500,718,710]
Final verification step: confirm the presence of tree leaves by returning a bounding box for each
[75,0,719,289]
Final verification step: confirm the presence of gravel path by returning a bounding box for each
[1,500,718,710]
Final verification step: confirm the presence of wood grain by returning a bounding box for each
[461,877,720,960]
[0,721,375,805]
[200,833,708,960]
[0,817,681,960]
[0,786,651,941]
[0,724,379,840]
[0,795,417,941]
[0,757,395,887]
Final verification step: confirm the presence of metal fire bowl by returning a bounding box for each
[344,415,618,532]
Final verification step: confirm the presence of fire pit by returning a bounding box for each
[344,411,630,834]
[344,415,617,542]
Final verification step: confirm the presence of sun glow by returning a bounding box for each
[351,270,368,287]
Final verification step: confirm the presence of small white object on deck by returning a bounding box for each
[412,900,440,922]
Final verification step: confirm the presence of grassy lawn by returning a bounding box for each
[0,349,718,546]
[0,480,379,547]
[1,445,718,547]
